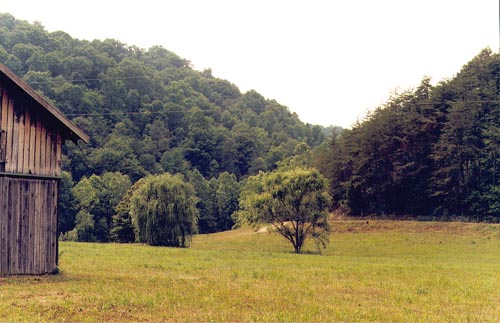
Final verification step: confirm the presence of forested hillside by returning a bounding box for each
[316,49,500,221]
[0,13,326,239]
[5,12,497,236]
[0,13,325,180]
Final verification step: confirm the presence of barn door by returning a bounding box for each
[0,129,5,171]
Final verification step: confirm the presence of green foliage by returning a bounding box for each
[58,171,78,234]
[72,172,131,242]
[73,210,95,242]
[239,168,331,253]
[89,136,147,182]
[0,13,330,240]
[185,170,241,233]
[318,49,500,220]
[110,178,147,243]
[109,210,135,243]
[58,229,78,242]
[130,173,198,247]
[214,172,240,231]
[187,169,217,233]
[0,13,325,185]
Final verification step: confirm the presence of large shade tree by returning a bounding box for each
[239,168,332,253]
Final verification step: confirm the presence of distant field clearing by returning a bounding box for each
[1,220,500,322]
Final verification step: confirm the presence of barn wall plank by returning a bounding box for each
[47,182,54,271]
[17,107,25,174]
[0,85,2,121]
[22,109,30,174]
[6,178,12,274]
[53,182,59,270]
[28,114,36,174]
[11,105,19,174]
[5,98,14,172]
[51,133,57,176]
[0,131,4,173]
[0,178,7,275]
[28,178,35,273]
[40,181,46,274]
[16,178,24,273]
[39,124,46,175]
[55,133,62,176]
[34,119,41,175]
[9,178,18,273]
[34,179,40,274]
[45,130,52,176]
[20,180,29,273]
[1,88,7,134]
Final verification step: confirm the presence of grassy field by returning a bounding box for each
[2,220,500,322]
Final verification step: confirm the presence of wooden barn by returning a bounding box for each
[0,63,89,275]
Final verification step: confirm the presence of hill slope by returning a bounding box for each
[0,12,325,182]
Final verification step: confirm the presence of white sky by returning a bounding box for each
[0,0,498,128]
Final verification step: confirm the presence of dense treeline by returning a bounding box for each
[5,12,498,237]
[316,49,500,221]
[0,13,326,240]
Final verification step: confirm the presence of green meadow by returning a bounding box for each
[2,220,500,322]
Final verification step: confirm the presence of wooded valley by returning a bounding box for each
[0,12,499,244]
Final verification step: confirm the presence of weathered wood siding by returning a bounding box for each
[0,175,59,275]
[0,80,63,275]
[0,64,88,276]
[0,85,62,177]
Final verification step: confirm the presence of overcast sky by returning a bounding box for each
[0,0,498,128]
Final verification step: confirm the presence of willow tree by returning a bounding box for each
[130,173,198,247]
[239,168,331,253]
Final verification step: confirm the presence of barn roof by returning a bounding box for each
[0,62,90,143]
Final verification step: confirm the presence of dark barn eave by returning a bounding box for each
[0,62,89,144]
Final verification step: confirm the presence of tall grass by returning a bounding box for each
[1,220,500,321]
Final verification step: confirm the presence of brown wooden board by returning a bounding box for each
[1,89,7,133]
[23,109,30,174]
[0,178,7,274]
[0,176,58,275]
[6,98,14,172]
[28,114,35,174]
